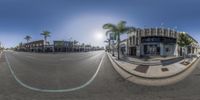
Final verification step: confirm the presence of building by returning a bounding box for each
[119,39,128,55]
[127,27,198,57]
[54,40,93,52]
[17,40,54,52]
[17,39,103,53]
[54,41,67,52]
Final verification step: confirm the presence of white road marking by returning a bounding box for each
[5,52,105,93]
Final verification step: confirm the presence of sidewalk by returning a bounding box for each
[111,52,183,66]
[121,56,161,66]
[107,52,199,79]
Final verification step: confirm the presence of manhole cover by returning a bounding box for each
[180,61,190,66]
[134,65,149,73]
[161,68,169,72]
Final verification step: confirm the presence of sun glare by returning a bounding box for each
[94,31,104,40]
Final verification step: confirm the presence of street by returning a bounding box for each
[0,51,200,100]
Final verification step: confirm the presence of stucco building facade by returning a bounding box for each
[126,27,198,57]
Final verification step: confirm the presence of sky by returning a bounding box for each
[0,0,200,48]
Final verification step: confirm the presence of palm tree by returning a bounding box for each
[41,31,51,52]
[41,31,51,43]
[104,39,111,52]
[177,32,193,63]
[24,35,32,43]
[103,21,129,59]
[105,31,116,56]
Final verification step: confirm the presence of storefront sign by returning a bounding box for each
[141,36,176,43]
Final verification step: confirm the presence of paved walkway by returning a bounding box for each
[107,52,199,79]
[121,56,184,66]
[111,52,183,66]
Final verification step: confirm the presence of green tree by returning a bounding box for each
[41,31,51,43]
[103,21,130,59]
[177,33,193,62]
[24,35,32,43]
[41,31,51,52]
[104,38,111,52]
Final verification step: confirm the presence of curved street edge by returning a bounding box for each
[4,51,105,93]
[107,52,200,86]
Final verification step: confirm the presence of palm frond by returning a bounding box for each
[117,21,126,29]
[117,21,128,34]
[24,35,31,40]
[117,21,126,27]
[41,31,51,37]
[105,30,113,36]
[103,23,116,30]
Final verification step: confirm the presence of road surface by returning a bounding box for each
[0,50,200,100]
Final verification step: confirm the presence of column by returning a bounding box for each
[174,44,179,57]
[141,44,144,56]
[136,45,141,57]
[160,43,164,56]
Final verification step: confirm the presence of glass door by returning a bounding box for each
[144,44,160,55]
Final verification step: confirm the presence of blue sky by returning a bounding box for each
[0,0,200,48]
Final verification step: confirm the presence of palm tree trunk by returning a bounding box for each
[112,48,115,56]
[43,37,46,52]
[26,40,29,52]
[112,42,115,56]
[72,41,74,52]
[117,33,120,59]
[183,47,186,63]
[108,39,110,52]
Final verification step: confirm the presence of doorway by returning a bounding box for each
[144,44,160,56]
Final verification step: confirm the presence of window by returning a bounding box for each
[132,36,135,45]
[129,37,132,45]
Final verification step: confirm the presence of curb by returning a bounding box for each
[0,51,2,59]
[107,52,199,79]
[107,52,200,86]
[121,59,161,66]
[123,56,184,66]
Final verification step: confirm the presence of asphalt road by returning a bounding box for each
[0,50,200,100]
